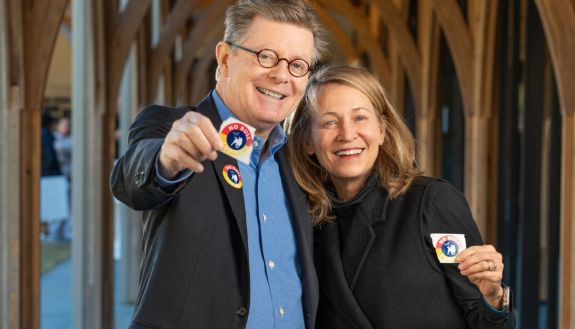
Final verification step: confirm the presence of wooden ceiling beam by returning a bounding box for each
[317,0,390,88]
[174,0,231,98]
[315,4,358,62]
[373,0,422,111]
[147,0,201,103]
[190,26,224,103]
[431,0,474,113]
[23,0,70,109]
[535,0,575,115]
[107,0,151,106]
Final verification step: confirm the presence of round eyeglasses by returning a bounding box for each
[226,42,312,78]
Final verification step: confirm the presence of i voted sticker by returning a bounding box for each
[219,118,255,164]
[430,233,466,263]
[222,164,242,189]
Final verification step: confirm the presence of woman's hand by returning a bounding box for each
[455,245,505,309]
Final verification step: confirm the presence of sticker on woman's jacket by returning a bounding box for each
[222,164,243,189]
[430,233,466,263]
[219,117,255,164]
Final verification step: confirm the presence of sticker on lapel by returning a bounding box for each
[219,117,255,164]
[222,164,243,189]
[430,233,466,263]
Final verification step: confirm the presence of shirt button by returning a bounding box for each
[268,260,275,269]
[236,306,248,318]
[279,307,285,317]
[253,140,259,148]
[262,214,268,222]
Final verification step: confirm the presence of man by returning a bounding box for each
[110,1,328,328]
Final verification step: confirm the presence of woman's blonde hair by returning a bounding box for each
[286,63,421,224]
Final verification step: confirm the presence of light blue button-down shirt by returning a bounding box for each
[213,91,304,329]
[157,91,305,329]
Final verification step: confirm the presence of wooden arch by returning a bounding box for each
[3,1,575,328]
[534,1,575,327]
[1,1,69,328]
[174,0,232,104]
[317,0,391,87]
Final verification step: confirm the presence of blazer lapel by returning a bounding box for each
[341,186,389,290]
[195,95,248,255]
[276,149,318,329]
[276,149,312,252]
[316,222,375,329]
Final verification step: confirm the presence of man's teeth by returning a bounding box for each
[336,149,363,156]
[257,87,285,99]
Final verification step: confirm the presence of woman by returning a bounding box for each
[286,63,515,328]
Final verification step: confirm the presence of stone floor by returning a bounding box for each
[41,257,134,329]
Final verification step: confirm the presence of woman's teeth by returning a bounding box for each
[336,149,363,156]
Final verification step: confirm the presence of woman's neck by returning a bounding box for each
[332,179,366,202]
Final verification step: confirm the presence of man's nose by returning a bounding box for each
[268,60,291,82]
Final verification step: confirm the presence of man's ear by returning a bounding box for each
[215,42,230,78]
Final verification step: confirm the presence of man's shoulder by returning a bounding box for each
[137,93,215,121]
[130,105,195,128]
[140,104,195,117]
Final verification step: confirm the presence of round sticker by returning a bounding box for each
[222,164,242,189]
[220,122,253,157]
[434,235,463,262]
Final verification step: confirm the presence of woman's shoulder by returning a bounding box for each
[408,175,455,191]
[402,176,466,204]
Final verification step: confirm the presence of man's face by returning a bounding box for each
[216,16,315,136]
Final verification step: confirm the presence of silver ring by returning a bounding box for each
[487,260,496,272]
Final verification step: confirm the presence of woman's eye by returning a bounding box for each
[355,115,368,121]
[321,120,337,127]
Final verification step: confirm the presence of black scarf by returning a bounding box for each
[328,172,379,253]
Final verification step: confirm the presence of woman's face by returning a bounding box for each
[307,83,385,199]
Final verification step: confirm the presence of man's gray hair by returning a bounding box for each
[223,0,329,64]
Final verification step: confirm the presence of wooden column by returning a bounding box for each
[117,45,141,303]
[416,0,440,174]
[71,0,149,325]
[0,1,68,328]
[560,113,575,329]
[432,0,499,235]
[534,1,575,326]
[71,0,111,327]
[0,3,22,328]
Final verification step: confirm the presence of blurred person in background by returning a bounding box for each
[41,112,61,177]
[54,117,72,181]
[52,116,72,240]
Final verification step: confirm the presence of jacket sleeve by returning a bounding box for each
[110,105,191,211]
[420,179,516,329]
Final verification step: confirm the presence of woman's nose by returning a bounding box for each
[338,120,357,141]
